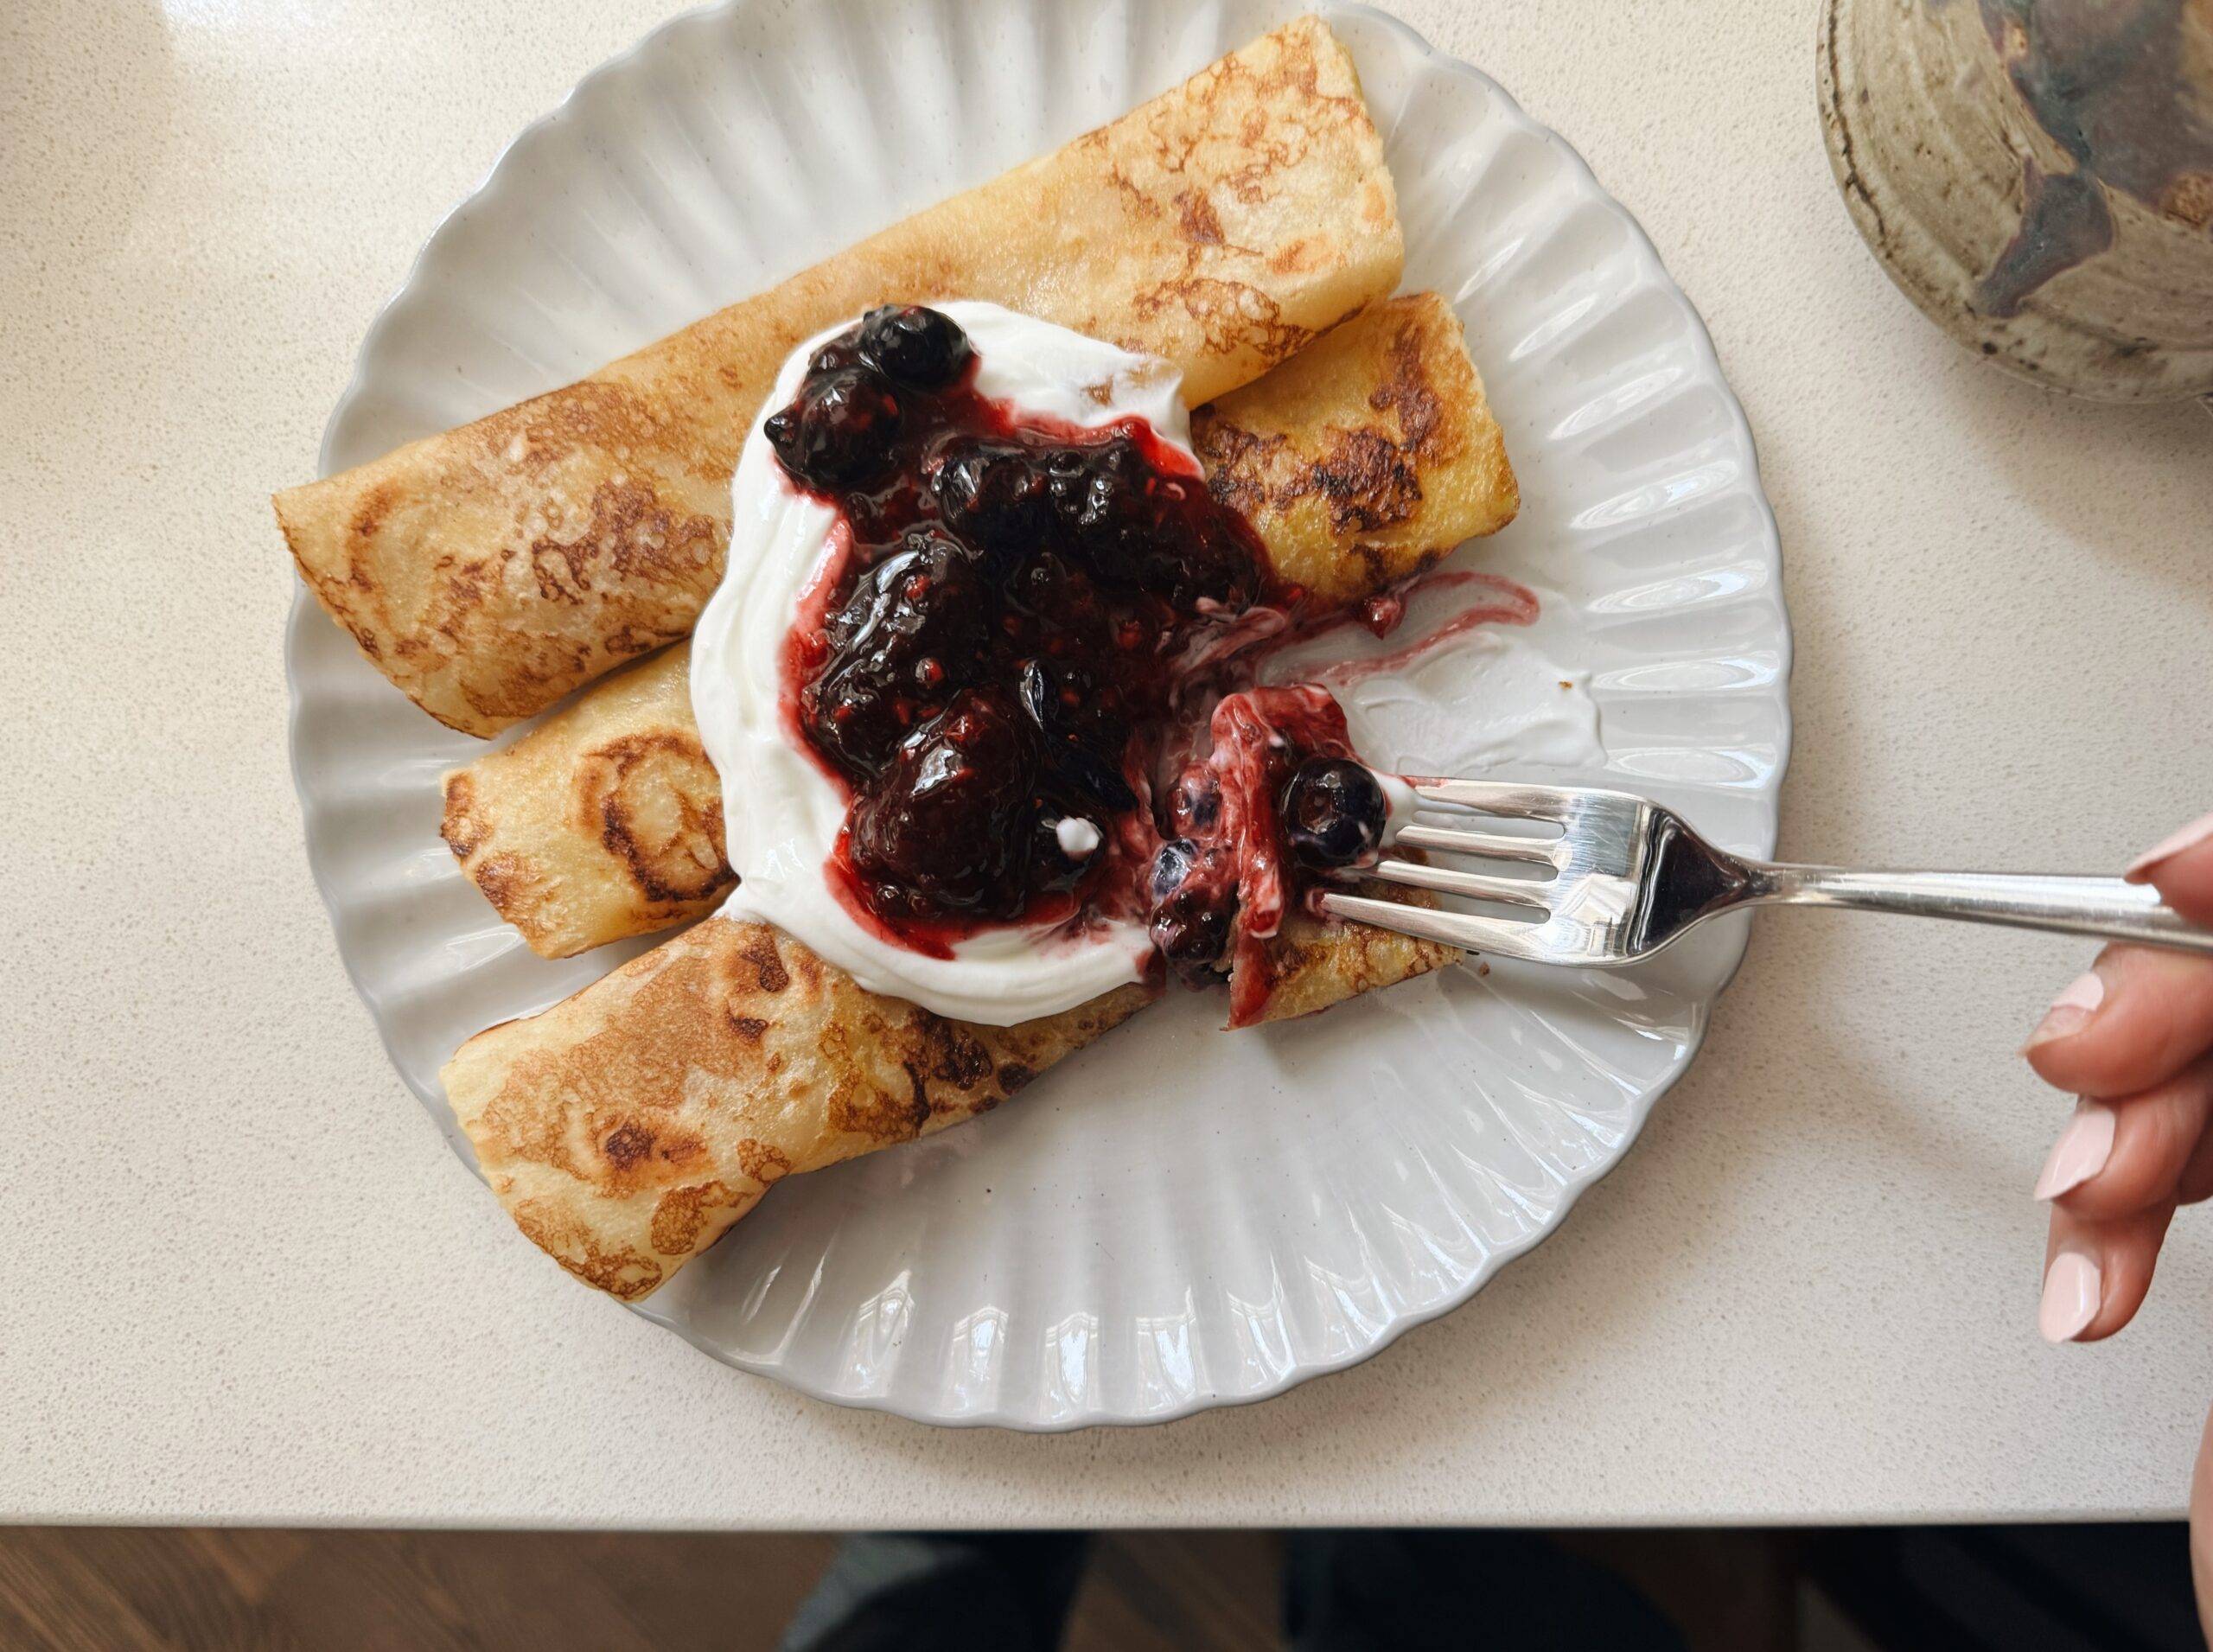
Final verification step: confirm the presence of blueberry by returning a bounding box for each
[1281,758,1388,870]
[821,526,984,665]
[765,366,902,491]
[1005,551,1107,635]
[1166,769,1222,835]
[800,675,904,781]
[1049,435,1254,608]
[1044,737,1137,814]
[1054,437,1151,555]
[1146,841,1239,982]
[928,437,1050,555]
[1150,838,1198,899]
[858,305,973,389]
[808,336,866,375]
[806,526,988,776]
[1042,445,1097,523]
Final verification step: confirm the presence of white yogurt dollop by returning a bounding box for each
[1055,817,1103,859]
[690,302,1189,1026]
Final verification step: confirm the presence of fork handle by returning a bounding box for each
[1744,865,2213,954]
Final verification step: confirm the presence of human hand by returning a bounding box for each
[2024,816,2213,1343]
[2020,813,2213,1630]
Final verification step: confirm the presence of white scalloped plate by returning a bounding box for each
[288,0,1790,1428]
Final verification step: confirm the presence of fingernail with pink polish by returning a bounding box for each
[2025,971,2105,1050]
[2040,1250,2101,1343]
[2034,1100,2114,1200]
[2126,812,2213,882]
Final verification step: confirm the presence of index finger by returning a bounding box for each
[2127,813,2213,928]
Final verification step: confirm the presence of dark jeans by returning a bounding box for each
[779,1529,1686,1652]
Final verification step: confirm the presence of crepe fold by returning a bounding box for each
[441,647,721,957]
[444,292,1517,958]
[276,15,1402,737]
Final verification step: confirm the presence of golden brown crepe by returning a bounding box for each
[443,917,1158,1300]
[441,647,719,960]
[443,898,1452,1299]
[277,16,1402,737]
[445,293,1517,958]
[1241,890,1458,1026]
[1192,288,1521,607]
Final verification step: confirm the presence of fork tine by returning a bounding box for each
[1410,778,1576,821]
[1320,891,1547,958]
[1393,822,1560,867]
[1357,857,1552,909]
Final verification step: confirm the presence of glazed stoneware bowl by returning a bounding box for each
[1819,0,2213,400]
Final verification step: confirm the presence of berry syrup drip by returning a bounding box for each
[1237,568,1540,686]
[768,304,1285,955]
[1146,686,1392,1027]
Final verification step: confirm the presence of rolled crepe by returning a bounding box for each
[443,918,1159,1300]
[441,647,718,958]
[443,904,1451,1300]
[445,293,1516,957]
[1193,289,1521,607]
[277,16,1403,737]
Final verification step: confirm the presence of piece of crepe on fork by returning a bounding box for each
[440,297,1517,1300]
[275,16,1403,737]
[442,294,1518,958]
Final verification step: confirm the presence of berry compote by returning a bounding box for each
[768,304,1293,958]
[1148,686,1390,1025]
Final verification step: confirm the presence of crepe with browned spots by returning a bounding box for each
[442,917,1158,1300]
[444,294,1516,958]
[443,903,1455,1298]
[1191,290,1518,607]
[276,16,1402,737]
[441,647,724,960]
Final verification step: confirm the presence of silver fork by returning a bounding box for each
[1323,779,2213,966]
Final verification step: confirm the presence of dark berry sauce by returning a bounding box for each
[768,305,1291,959]
[1147,686,1387,1026]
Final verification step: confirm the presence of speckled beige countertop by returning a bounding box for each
[4,0,2210,1528]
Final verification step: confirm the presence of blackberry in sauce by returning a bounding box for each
[764,365,902,491]
[1147,686,1372,1024]
[857,303,973,389]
